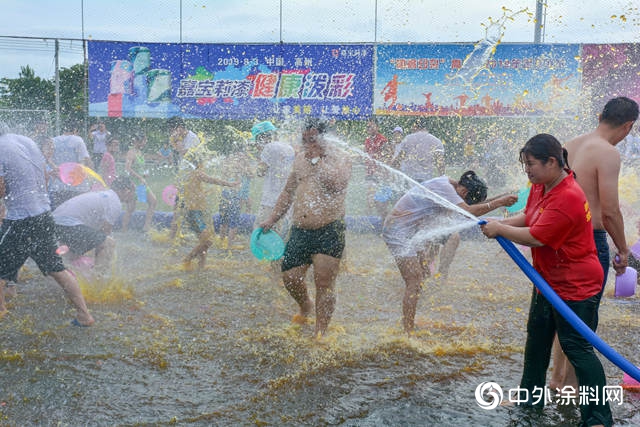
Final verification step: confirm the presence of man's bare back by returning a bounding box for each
[565,131,622,230]
[564,96,638,273]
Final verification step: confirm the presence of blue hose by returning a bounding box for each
[489,231,640,383]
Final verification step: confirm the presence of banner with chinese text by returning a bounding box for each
[88,41,373,119]
[374,43,580,117]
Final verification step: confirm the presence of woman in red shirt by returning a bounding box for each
[481,134,612,427]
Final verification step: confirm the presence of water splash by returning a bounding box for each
[76,273,135,304]
[449,7,532,87]
[324,134,479,223]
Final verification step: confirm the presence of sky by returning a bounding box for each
[0,0,639,80]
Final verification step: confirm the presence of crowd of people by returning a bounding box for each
[1,96,638,427]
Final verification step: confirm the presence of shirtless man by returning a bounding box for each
[551,96,639,391]
[259,117,352,338]
[565,97,638,295]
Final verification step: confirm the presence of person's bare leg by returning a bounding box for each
[94,236,115,274]
[49,270,95,326]
[0,279,8,317]
[184,230,212,269]
[269,259,284,284]
[396,256,427,333]
[143,192,157,232]
[312,254,341,338]
[283,264,313,320]
[121,199,136,232]
[564,360,578,391]
[549,334,578,391]
[549,334,564,390]
[436,233,460,284]
[169,206,179,239]
[196,250,207,270]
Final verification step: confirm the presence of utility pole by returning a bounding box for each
[55,39,60,135]
[534,0,545,43]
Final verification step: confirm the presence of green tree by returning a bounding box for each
[0,65,55,110]
[59,63,86,124]
[0,63,88,133]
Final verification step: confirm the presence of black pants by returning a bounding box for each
[519,289,613,427]
[91,152,104,171]
[593,229,610,330]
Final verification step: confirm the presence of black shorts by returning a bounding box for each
[55,224,107,256]
[0,211,65,282]
[281,220,346,272]
[49,189,82,211]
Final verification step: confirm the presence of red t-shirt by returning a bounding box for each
[526,174,603,301]
[364,133,390,176]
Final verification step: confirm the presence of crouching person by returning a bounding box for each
[53,176,135,275]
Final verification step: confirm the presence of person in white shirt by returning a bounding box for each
[391,117,445,183]
[382,171,516,333]
[89,121,111,169]
[252,121,295,238]
[53,176,135,273]
[0,128,94,326]
[49,121,92,209]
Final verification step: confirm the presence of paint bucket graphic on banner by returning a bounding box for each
[107,93,123,117]
[147,69,172,103]
[133,74,148,104]
[109,60,133,94]
[128,46,151,75]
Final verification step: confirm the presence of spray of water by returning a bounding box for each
[324,134,479,223]
[449,7,532,87]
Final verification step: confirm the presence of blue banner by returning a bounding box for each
[374,43,580,117]
[88,41,373,119]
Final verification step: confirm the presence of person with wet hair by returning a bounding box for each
[383,170,516,333]
[551,96,639,392]
[259,116,352,339]
[481,133,612,427]
[0,128,94,326]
